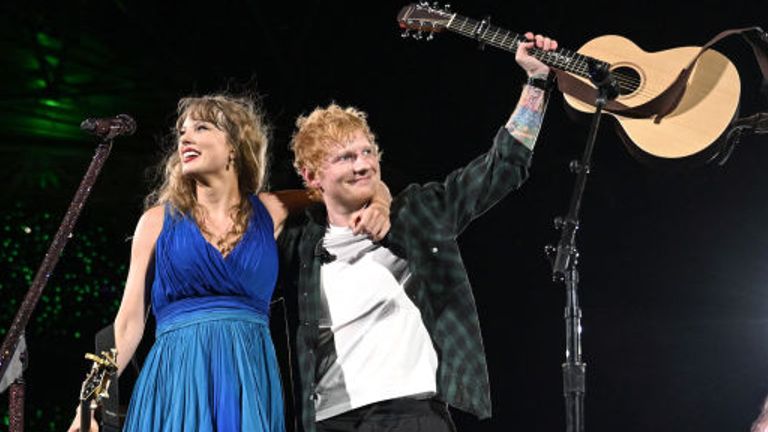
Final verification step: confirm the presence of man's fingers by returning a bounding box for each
[351,215,363,234]
[355,209,389,240]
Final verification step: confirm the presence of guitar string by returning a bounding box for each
[406,15,689,102]
[447,20,653,90]
[448,16,699,101]
[449,30,668,99]
[442,17,680,99]
[446,17,641,82]
[455,31,670,100]
[447,18,615,74]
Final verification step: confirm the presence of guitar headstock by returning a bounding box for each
[397,2,453,40]
[79,349,118,404]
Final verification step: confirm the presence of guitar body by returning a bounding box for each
[563,35,741,161]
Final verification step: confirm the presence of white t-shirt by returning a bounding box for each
[314,225,438,421]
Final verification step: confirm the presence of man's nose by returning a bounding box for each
[352,153,371,172]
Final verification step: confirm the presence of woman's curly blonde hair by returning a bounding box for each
[144,94,270,250]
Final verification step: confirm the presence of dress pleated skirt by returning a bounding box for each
[123,309,285,432]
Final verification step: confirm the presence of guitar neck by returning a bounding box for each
[444,14,606,78]
[80,398,92,432]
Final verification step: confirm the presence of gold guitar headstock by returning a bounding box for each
[79,348,118,404]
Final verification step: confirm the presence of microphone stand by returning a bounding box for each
[7,349,26,432]
[546,62,619,432]
[0,119,133,432]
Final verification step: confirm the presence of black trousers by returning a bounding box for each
[316,398,457,432]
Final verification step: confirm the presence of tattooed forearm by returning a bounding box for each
[505,85,548,150]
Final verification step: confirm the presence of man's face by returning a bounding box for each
[307,129,381,213]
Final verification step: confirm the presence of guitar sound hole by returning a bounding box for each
[611,66,641,95]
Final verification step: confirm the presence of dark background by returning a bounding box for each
[1,0,767,430]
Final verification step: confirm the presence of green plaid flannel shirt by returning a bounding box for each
[276,127,533,432]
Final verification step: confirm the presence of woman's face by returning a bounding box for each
[177,116,233,178]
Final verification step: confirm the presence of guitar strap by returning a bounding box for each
[554,27,768,120]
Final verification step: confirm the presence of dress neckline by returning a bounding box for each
[190,196,256,260]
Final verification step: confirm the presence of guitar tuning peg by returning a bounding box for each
[401,29,411,38]
[445,3,451,11]
[426,33,434,41]
[432,1,439,8]
[414,31,423,40]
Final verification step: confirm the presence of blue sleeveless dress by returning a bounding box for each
[124,196,285,432]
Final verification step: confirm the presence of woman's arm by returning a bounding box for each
[68,205,163,431]
[112,205,163,376]
[260,183,391,240]
[259,189,314,238]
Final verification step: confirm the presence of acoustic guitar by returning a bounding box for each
[397,3,741,163]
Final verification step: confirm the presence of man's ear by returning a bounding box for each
[302,168,321,190]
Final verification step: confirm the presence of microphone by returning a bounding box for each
[80,114,137,138]
[314,242,336,264]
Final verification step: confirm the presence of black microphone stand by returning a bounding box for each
[0,117,134,432]
[546,62,619,432]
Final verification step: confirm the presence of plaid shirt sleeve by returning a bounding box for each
[394,127,533,237]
